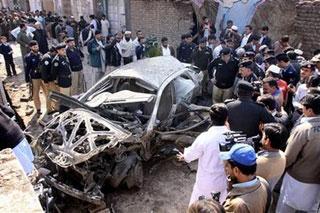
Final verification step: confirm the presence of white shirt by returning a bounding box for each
[119,39,136,58]
[184,125,229,205]
[100,19,110,37]
[161,46,171,56]
[90,19,97,32]
[294,83,308,103]
[240,33,252,47]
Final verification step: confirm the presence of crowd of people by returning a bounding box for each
[0,8,320,213]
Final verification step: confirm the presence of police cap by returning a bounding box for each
[244,51,255,58]
[56,43,66,50]
[275,53,289,61]
[264,55,276,64]
[239,60,254,69]
[220,47,231,55]
[237,80,254,92]
[266,49,275,55]
[300,60,315,69]
[65,37,75,43]
[29,40,38,47]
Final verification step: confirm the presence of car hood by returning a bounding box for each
[43,108,132,168]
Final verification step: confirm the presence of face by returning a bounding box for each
[67,40,75,47]
[116,33,122,42]
[263,82,276,94]
[31,44,39,52]
[302,105,313,117]
[277,61,286,69]
[245,27,252,35]
[221,54,231,62]
[261,29,267,35]
[204,18,209,23]
[57,48,66,55]
[300,67,312,80]
[95,34,102,40]
[1,37,7,43]
[261,131,269,149]
[137,31,143,38]
[224,161,239,183]
[186,37,193,44]
[199,42,206,49]
[227,22,233,28]
[162,40,168,47]
[240,67,251,77]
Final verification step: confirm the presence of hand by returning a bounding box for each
[176,152,185,161]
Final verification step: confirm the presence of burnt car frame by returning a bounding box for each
[34,56,211,206]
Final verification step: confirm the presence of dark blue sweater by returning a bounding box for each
[0,43,13,59]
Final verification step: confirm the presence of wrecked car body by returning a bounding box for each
[34,56,211,206]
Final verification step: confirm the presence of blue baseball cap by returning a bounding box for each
[219,143,256,166]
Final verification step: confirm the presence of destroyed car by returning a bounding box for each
[35,56,211,206]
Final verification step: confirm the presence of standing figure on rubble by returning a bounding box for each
[25,40,47,115]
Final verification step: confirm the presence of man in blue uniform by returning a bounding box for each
[65,37,84,95]
[177,33,196,63]
[51,43,72,98]
[0,36,17,76]
[39,46,58,113]
[25,40,46,115]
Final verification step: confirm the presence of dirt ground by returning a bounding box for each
[0,42,196,213]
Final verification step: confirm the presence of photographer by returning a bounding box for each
[256,123,288,191]
[220,143,270,213]
[177,104,229,206]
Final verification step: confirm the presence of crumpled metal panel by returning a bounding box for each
[44,109,131,168]
[108,56,185,89]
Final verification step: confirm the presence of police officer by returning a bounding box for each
[39,46,58,113]
[65,37,84,95]
[25,40,46,115]
[177,33,196,63]
[225,80,275,137]
[238,60,259,83]
[51,43,72,97]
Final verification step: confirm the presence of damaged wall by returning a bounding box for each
[128,0,194,47]
[250,0,299,46]
[295,0,320,59]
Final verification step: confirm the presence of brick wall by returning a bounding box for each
[128,0,194,48]
[295,0,320,59]
[251,0,299,46]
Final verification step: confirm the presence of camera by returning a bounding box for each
[220,131,262,152]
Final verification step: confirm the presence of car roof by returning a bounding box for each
[108,56,186,89]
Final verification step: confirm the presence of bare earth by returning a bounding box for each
[0,42,195,213]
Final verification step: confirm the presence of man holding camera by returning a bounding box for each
[220,143,270,213]
[277,94,320,213]
[177,104,229,206]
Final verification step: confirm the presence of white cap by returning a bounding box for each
[231,25,238,31]
[124,31,132,35]
[294,49,303,56]
[267,65,281,74]
[258,45,268,52]
[311,54,320,63]
[35,21,42,26]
